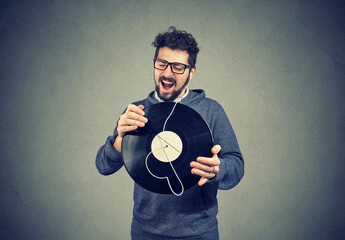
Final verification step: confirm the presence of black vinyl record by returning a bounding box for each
[121,102,214,194]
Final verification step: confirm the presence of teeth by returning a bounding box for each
[162,80,174,85]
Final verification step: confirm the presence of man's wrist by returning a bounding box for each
[113,135,122,153]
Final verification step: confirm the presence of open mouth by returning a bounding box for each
[161,79,175,90]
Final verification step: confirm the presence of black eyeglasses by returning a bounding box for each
[153,58,191,74]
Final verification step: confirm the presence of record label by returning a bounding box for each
[151,131,183,162]
[121,102,214,194]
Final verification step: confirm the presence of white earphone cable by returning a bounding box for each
[145,102,184,196]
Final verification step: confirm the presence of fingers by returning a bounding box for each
[117,125,139,135]
[211,144,221,155]
[191,166,217,178]
[190,144,222,186]
[190,159,218,174]
[117,104,148,137]
[120,112,147,125]
[126,104,145,115]
[198,177,208,186]
[190,161,219,180]
[196,155,220,167]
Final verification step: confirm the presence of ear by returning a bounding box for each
[189,67,196,80]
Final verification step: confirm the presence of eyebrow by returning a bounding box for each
[157,58,188,65]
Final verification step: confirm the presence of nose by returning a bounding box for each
[161,64,174,78]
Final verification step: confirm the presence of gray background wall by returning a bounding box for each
[1,0,344,239]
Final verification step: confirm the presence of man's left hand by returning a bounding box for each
[190,145,221,186]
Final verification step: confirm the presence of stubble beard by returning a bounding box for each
[155,75,190,102]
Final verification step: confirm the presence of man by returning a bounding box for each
[96,26,244,240]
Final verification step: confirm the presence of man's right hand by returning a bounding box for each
[113,104,148,152]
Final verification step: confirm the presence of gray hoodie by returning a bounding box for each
[96,89,244,239]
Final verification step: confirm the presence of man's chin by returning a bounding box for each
[157,91,177,102]
[159,92,174,102]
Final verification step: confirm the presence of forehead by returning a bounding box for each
[157,47,189,64]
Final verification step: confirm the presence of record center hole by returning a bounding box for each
[151,131,183,162]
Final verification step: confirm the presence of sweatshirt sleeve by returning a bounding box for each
[95,118,124,175]
[95,101,145,175]
[209,105,244,190]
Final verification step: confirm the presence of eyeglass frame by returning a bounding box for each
[153,58,192,74]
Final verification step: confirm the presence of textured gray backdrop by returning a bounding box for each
[1,1,344,239]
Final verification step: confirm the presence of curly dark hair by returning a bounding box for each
[152,26,199,68]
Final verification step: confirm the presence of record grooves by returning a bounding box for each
[121,102,213,194]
